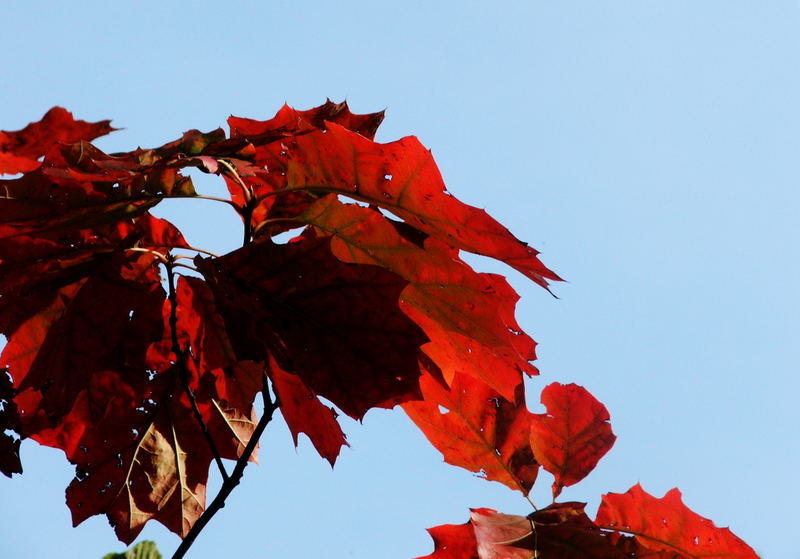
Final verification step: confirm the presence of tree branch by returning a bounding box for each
[171,372,280,559]
[165,256,229,483]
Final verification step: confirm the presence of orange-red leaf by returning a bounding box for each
[275,123,560,289]
[529,383,616,498]
[415,521,479,559]
[595,484,758,558]
[403,372,539,495]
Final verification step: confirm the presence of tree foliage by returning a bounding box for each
[0,104,756,558]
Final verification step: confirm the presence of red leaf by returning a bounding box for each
[197,233,429,419]
[0,107,116,174]
[269,362,348,466]
[3,266,165,435]
[229,99,385,140]
[47,350,258,543]
[529,383,616,498]
[56,369,212,544]
[595,484,758,558]
[175,275,237,373]
[403,371,539,495]
[268,122,560,289]
[299,195,537,400]
[416,521,479,559]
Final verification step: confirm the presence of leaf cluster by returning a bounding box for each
[0,104,755,558]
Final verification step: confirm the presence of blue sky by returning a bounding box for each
[1,2,797,558]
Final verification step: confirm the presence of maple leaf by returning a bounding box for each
[529,383,616,498]
[595,484,759,558]
[0,107,116,175]
[403,371,539,495]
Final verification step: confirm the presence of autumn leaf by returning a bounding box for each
[269,362,348,466]
[415,521,479,559]
[229,99,385,141]
[269,122,560,289]
[403,371,539,495]
[529,383,616,498]
[298,195,537,400]
[0,107,116,174]
[595,484,759,558]
[196,232,429,419]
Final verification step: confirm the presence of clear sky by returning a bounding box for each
[1,2,797,558]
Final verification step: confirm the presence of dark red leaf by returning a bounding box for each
[175,275,238,373]
[197,233,429,419]
[529,383,616,498]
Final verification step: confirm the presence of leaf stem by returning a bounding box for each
[125,247,169,263]
[174,245,221,259]
[217,159,252,204]
[165,256,229,483]
[526,493,539,511]
[171,372,280,559]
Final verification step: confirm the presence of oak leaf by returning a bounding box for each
[595,484,759,558]
[403,372,539,495]
[529,382,616,498]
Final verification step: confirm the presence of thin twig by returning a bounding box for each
[171,372,280,559]
[165,256,229,482]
